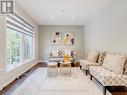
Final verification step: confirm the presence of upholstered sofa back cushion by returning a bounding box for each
[87,51,100,63]
[102,53,126,74]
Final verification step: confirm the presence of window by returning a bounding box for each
[6,28,21,65]
[6,14,34,70]
[24,34,33,60]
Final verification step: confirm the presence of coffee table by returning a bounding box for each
[59,60,71,76]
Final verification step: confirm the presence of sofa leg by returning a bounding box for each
[80,65,82,69]
[103,86,106,95]
[86,70,88,75]
[90,75,92,80]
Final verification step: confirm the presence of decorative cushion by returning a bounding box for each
[64,50,72,57]
[90,66,127,86]
[102,53,126,74]
[123,61,127,75]
[58,51,63,57]
[97,52,106,65]
[51,50,59,57]
[87,51,100,63]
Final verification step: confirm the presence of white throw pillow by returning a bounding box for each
[51,50,59,57]
[87,51,99,63]
[64,50,72,57]
[102,53,126,74]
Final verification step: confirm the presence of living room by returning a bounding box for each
[0,0,127,95]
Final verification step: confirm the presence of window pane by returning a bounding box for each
[24,34,33,60]
[6,28,21,66]
[6,14,34,70]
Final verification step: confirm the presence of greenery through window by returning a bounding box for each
[6,14,34,69]
[6,28,21,65]
[24,35,33,60]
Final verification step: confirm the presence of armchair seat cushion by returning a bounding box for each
[80,60,100,70]
[90,66,127,86]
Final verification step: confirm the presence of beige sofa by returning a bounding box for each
[49,50,73,63]
[89,52,127,95]
[80,51,106,75]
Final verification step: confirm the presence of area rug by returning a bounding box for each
[11,68,112,95]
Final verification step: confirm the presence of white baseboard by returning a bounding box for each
[0,61,38,90]
[0,77,16,90]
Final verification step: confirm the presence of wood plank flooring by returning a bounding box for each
[0,63,127,95]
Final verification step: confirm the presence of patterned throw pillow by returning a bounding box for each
[97,52,106,65]
[58,51,63,57]
[87,51,100,63]
[123,61,127,75]
[102,53,126,74]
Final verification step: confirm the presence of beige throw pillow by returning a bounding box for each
[51,50,59,57]
[64,50,72,57]
[87,51,100,63]
[102,53,126,74]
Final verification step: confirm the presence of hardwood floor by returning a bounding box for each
[0,63,127,95]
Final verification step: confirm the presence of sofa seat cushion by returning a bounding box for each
[90,66,127,86]
[49,57,73,62]
[80,60,100,70]
[49,56,63,58]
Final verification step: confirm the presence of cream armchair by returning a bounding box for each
[80,51,106,75]
[89,53,127,95]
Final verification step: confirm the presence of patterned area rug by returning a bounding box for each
[11,68,112,95]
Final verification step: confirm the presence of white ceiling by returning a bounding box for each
[16,0,113,25]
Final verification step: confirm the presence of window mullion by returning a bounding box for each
[32,36,34,58]
[20,34,24,62]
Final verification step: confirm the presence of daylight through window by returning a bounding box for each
[6,14,34,69]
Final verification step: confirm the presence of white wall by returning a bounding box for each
[85,0,127,57]
[39,25,85,61]
[0,3,39,90]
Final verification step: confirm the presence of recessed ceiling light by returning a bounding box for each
[50,16,54,20]
[72,16,75,20]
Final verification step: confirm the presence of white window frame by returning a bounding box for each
[5,13,35,71]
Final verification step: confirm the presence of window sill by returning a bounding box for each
[6,58,34,73]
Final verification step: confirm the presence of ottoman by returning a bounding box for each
[47,62,58,77]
